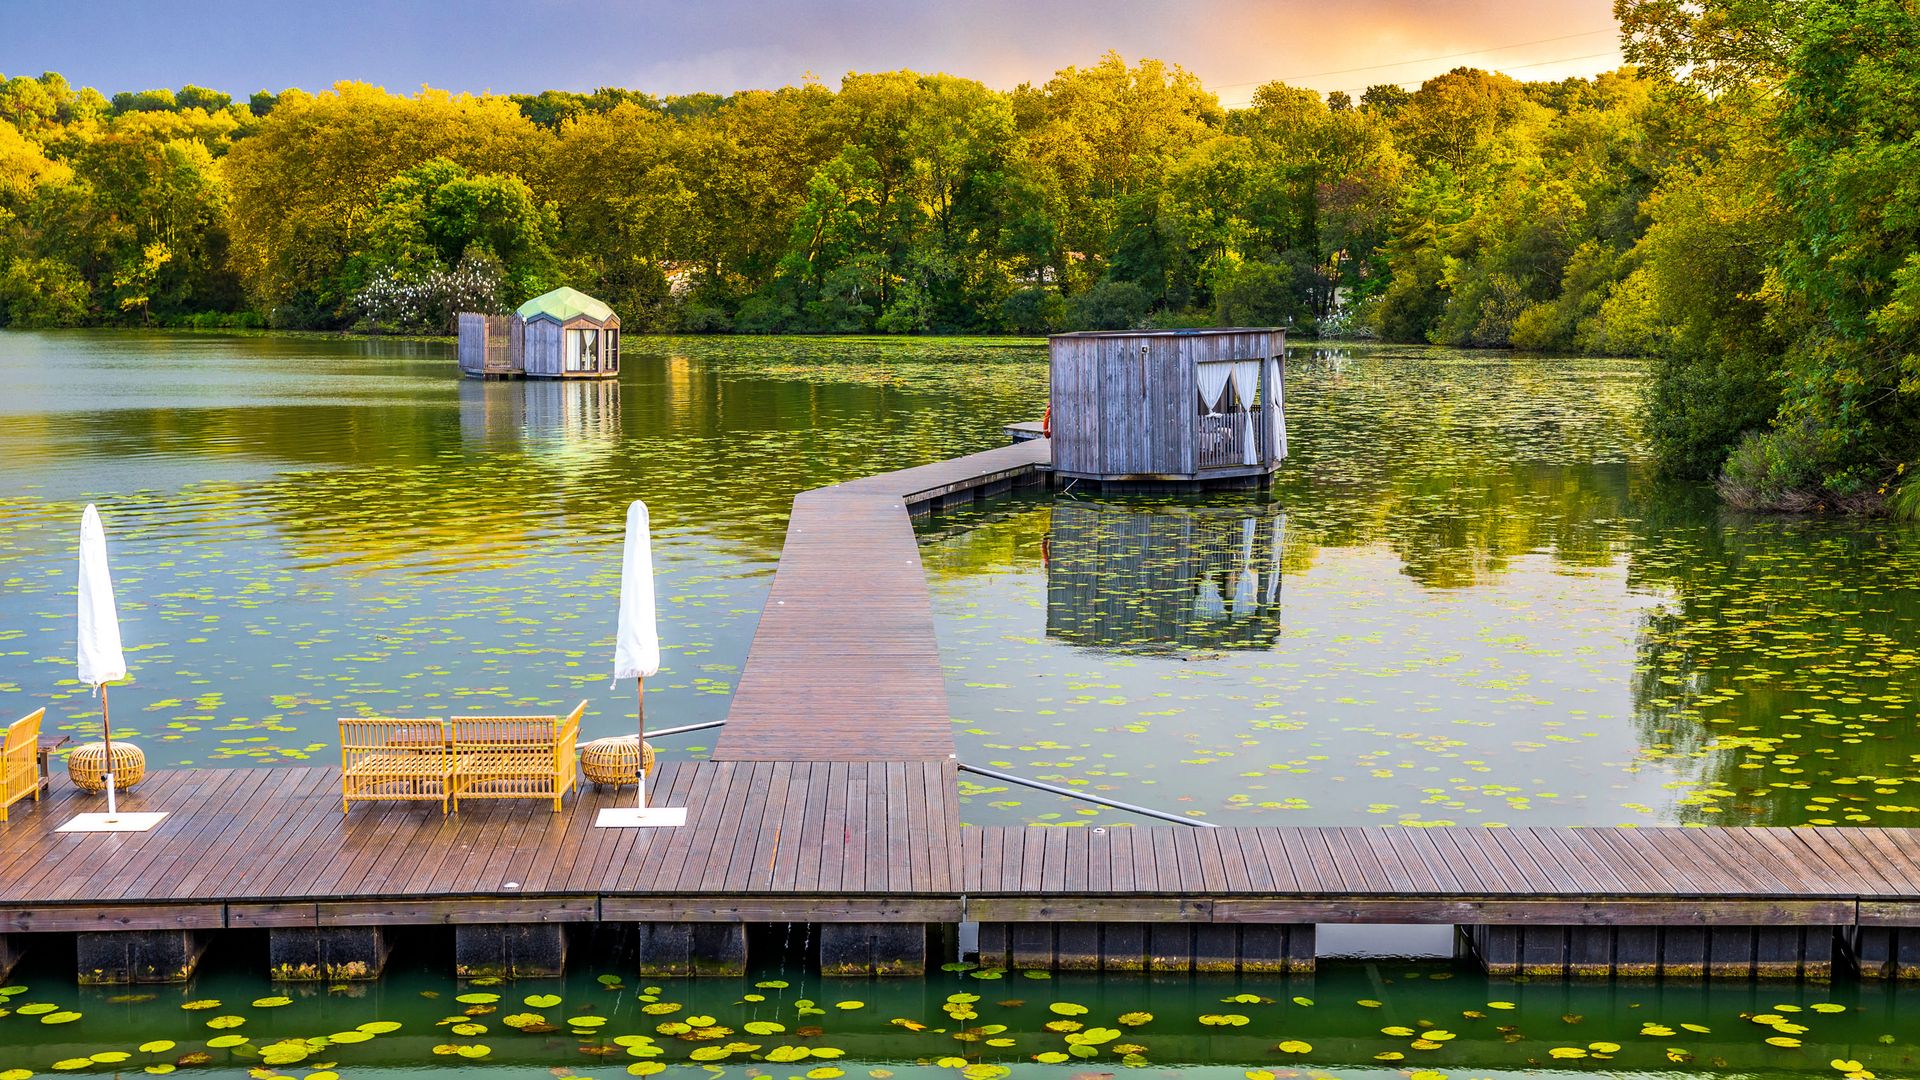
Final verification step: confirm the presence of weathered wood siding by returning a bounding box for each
[523,318,562,377]
[1049,329,1283,480]
[455,313,522,377]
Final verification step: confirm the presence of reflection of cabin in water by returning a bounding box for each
[456,287,621,379]
[1049,328,1286,488]
[458,377,622,450]
[1046,502,1285,653]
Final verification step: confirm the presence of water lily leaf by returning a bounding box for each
[455,993,499,1004]
[139,1041,177,1053]
[250,996,292,1008]
[1117,1011,1152,1026]
[206,1035,249,1049]
[744,1021,785,1035]
[625,1064,665,1077]
[356,1021,402,1034]
[1276,1040,1313,1053]
[524,994,562,1008]
[1049,1002,1088,1016]
[91,1052,132,1064]
[41,1011,81,1024]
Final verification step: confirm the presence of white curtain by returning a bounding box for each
[1233,359,1261,464]
[1196,361,1232,416]
[1266,354,1287,461]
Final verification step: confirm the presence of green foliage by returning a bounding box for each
[998,286,1065,334]
[0,255,89,325]
[1066,279,1151,330]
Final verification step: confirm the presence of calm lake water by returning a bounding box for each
[6,332,1920,831]
[5,331,1920,1076]
[922,349,1920,829]
[0,330,1038,770]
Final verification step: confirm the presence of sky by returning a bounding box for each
[0,0,1625,107]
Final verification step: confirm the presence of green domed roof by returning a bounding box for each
[516,287,614,323]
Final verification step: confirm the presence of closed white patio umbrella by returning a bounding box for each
[596,500,685,828]
[63,504,166,832]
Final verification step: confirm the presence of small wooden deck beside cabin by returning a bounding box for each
[7,436,1920,983]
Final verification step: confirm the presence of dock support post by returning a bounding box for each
[977,922,1313,974]
[77,930,212,985]
[819,922,926,976]
[1850,928,1920,979]
[268,927,392,982]
[634,923,748,977]
[454,923,566,980]
[0,935,25,983]
[1466,924,1838,980]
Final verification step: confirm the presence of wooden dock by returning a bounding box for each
[7,435,1920,983]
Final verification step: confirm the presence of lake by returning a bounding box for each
[4,330,1920,1077]
[7,332,1920,831]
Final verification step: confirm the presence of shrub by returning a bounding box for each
[997,287,1065,334]
[1065,279,1151,331]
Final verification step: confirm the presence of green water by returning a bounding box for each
[920,348,1920,828]
[6,333,1920,1074]
[1,942,1917,1079]
[0,330,1041,766]
[8,333,1920,829]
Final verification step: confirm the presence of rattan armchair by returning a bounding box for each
[450,701,584,812]
[339,717,453,813]
[2,710,44,821]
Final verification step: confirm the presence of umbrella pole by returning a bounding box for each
[101,683,116,819]
[635,676,647,809]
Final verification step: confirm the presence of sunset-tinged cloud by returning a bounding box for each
[3,0,1624,102]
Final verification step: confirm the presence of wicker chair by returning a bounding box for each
[450,701,584,812]
[1,710,43,821]
[339,718,453,814]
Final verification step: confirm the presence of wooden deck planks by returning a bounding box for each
[713,439,1049,763]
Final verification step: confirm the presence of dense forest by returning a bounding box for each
[0,0,1916,513]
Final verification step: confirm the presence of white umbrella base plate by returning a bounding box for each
[58,812,168,833]
[595,806,687,829]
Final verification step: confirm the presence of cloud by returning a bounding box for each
[0,0,1624,101]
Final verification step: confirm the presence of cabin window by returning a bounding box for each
[606,329,619,371]
[565,328,601,372]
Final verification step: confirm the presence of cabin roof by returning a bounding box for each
[517,287,615,324]
[1048,327,1282,340]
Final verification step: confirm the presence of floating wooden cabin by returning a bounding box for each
[1048,328,1286,486]
[456,287,621,380]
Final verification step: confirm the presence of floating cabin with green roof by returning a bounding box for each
[456,288,621,379]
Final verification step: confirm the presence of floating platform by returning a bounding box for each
[8,436,1920,983]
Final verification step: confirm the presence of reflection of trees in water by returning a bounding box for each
[1045,502,1288,654]
[1623,502,1920,826]
[22,340,1048,570]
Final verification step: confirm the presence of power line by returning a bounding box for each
[1210,26,1619,93]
